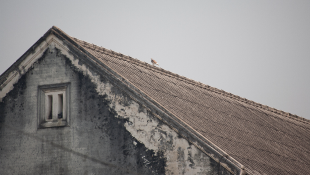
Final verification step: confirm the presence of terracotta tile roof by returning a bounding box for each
[56,26,310,175]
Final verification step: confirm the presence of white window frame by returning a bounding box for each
[38,83,70,128]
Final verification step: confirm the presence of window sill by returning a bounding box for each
[40,120,68,128]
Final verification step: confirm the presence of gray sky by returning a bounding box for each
[1,1,310,119]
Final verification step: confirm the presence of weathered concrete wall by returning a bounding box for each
[0,45,232,175]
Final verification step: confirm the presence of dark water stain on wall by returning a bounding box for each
[69,58,167,175]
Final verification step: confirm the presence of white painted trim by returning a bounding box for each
[0,34,72,102]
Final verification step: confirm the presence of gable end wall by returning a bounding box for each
[0,34,235,175]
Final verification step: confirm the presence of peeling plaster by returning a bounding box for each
[55,41,217,174]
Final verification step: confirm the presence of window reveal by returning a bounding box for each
[38,83,70,128]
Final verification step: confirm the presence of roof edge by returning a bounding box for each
[63,39,247,175]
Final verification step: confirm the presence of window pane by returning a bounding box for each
[58,94,63,119]
[47,95,53,119]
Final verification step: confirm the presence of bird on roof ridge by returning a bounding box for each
[151,58,159,66]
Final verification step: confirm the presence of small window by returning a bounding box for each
[38,83,70,128]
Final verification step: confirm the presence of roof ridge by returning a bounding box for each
[72,37,310,125]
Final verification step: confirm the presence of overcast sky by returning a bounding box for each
[1,1,310,119]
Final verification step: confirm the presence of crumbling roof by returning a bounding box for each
[2,26,310,175]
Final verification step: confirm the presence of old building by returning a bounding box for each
[0,26,309,175]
